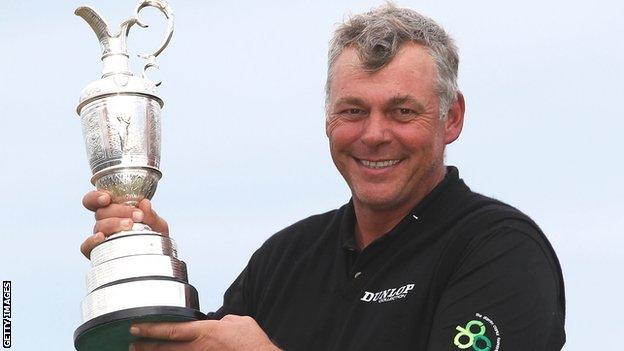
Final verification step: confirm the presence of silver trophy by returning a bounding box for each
[73,1,204,350]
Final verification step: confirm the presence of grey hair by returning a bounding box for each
[325,3,459,119]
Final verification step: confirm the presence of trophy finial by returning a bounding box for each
[75,0,175,84]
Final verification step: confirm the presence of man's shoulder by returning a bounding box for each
[429,193,567,349]
[454,190,537,231]
[447,190,558,258]
[456,193,548,256]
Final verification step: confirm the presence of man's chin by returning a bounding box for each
[352,192,406,211]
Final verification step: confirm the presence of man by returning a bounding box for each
[81,4,565,350]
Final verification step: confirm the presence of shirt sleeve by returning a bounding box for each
[426,222,566,350]
[206,264,252,320]
[206,239,272,320]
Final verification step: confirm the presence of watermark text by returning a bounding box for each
[3,281,11,348]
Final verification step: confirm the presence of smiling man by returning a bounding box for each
[81,4,565,351]
[326,40,463,249]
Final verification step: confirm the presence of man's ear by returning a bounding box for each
[444,92,465,145]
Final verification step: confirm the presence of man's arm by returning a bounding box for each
[128,315,282,351]
[426,222,565,350]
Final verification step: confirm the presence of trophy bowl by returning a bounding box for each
[80,94,162,206]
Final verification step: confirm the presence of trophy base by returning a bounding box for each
[74,306,206,351]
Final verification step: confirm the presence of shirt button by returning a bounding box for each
[354,271,362,279]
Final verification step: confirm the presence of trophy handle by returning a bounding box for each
[133,0,175,86]
[75,1,174,84]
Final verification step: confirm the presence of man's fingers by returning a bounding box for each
[130,341,191,351]
[138,200,169,236]
[130,322,205,342]
[95,204,143,222]
[93,217,134,235]
[221,314,244,322]
[82,191,110,211]
[80,232,105,258]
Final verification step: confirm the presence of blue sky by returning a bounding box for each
[0,0,622,349]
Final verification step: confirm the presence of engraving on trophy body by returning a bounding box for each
[81,95,161,173]
[115,113,131,155]
[81,95,162,205]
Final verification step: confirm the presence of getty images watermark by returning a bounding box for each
[2,281,10,348]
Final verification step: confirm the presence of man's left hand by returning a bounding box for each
[129,314,281,351]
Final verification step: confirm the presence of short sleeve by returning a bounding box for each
[206,239,272,320]
[426,222,565,350]
[206,264,252,320]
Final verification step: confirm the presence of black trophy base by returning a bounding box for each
[74,306,206,351]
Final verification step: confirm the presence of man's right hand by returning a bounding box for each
[80,190,169,259]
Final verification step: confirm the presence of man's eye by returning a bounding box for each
[345,108,363,115]
[394,108,418,120]
[338,108,366,119]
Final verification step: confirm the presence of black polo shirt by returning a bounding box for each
[208,167,566,350]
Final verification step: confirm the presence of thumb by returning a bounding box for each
[137,199,169,236]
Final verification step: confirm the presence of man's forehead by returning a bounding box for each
[333,43,434,75]
[329,43,438,102]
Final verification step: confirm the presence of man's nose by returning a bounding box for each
[360,111,390,147]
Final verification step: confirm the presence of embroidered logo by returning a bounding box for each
[359,283,415,303]
[453,313,501,351]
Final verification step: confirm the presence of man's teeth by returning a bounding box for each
[360,159,401,168]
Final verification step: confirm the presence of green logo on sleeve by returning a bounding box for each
[453,320,492,351]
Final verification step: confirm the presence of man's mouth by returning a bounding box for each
[358,159,402,169]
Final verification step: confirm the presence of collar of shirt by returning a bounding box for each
[338,166,471,254]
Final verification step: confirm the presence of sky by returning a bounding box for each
[0,0,622,349]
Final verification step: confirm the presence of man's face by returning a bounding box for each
[326,43,463,212]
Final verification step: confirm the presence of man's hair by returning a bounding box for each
[326,3,459,119]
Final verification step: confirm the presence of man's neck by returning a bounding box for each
[353,167,447,249]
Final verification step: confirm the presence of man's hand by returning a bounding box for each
[129,315,282,351]
[80,190,169,258]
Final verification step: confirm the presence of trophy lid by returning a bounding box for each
[75,0,174,114]
[77,75,163,113]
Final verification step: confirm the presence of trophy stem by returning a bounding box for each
[104,223,156,242]
[114,202,154,232]
[129,222,153,232]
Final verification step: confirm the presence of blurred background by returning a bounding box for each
[0,0,622,349]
